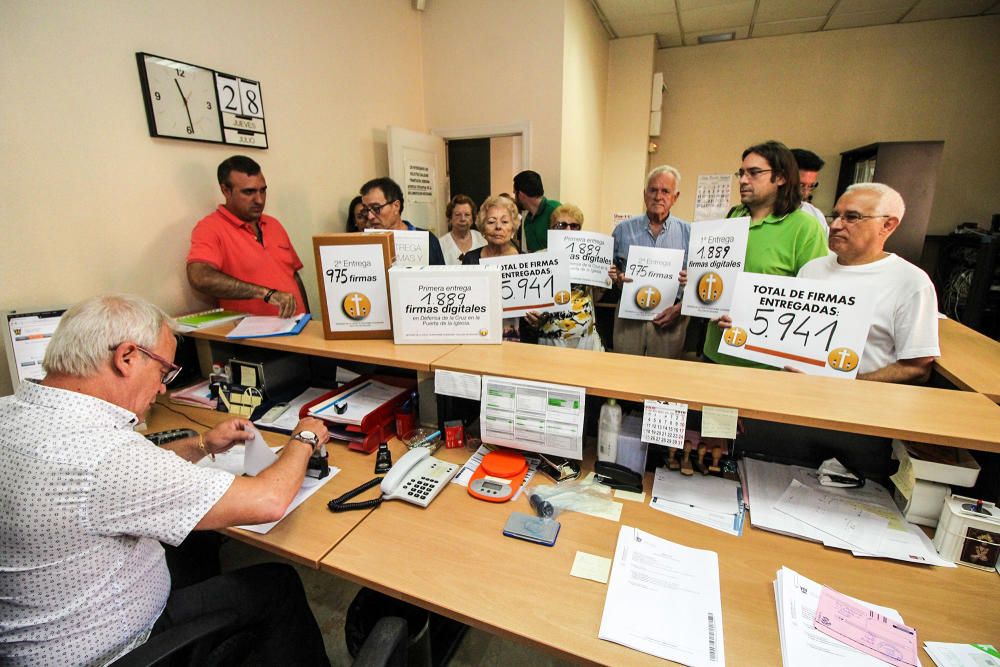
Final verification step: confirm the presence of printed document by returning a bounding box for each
[308,380,407,425]
[599,526,725,666]
[479,375,585,459]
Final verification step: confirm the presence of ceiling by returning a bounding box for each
[589,0,1000,47]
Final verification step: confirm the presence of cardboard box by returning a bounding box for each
[890,440,980,487]
[388,265,502,345]
[313,233,395,340]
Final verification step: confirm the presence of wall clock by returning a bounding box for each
[136,52,268,149]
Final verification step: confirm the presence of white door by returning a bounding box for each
[387,126,448,235]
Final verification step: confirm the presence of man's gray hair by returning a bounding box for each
[846,183,905,222]
[43,294,172,377]
[646,165,681,189]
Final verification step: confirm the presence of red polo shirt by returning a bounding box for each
[187,205,306,316]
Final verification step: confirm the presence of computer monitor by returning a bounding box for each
[2,308,66,390]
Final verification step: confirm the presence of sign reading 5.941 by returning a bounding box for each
[721,273,874,378]
[480,253,571,318]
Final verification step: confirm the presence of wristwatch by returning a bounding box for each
[292,430,319,451]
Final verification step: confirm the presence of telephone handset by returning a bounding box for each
[328,447,459,512]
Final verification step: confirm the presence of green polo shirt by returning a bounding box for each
[703,205,829,367]
[522,197,560,252]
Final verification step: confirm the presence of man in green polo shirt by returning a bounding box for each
[703,140,828,366]
[513,170,560,252]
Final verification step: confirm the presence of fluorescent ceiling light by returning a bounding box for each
[698,32,735,44]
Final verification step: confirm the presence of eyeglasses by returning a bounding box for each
[552,221,581,230]
[825,212,891,225]
[109,343,182,384]
[362,200,397,217]
[735,168,772,179]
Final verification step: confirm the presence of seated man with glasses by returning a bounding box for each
[188,155,310,318]
[0,294,331,665]
[801,183,939,382]
[704,141,828,368]
[791,148,829,236]
[608,165,691,359]
[360,176,445,265]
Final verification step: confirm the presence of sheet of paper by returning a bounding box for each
[599,526,725,666]
[682,216,750,319]
[237,469,339,534]
[434,369,482,400]
[614,489,646,503]
[479,253,571,317]
[253,387,328,432]
[244,427,279,476]
[197,445,250,476]
[318,241,392,334]
[650,498,743,536]
[652,467,742,515]
[618,246,684,321]
[774,480,889,553]
[226,313,308,339]
[701,405,738,438]
[308,380,407,425]
[721,272,874,378]
[641,400,688,448]
[548,229,614,288]
[571,551,612,584]
[924,642,1000,667]
[775,567,904,667]
[814,586,919,667]
[366,228,429,266]
[479,375,585,459]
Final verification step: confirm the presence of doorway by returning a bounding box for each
[445,135,524,211]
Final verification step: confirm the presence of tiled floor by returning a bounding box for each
[219,539,573,666]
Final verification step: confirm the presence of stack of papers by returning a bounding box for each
[169,380,215,409]
[742,457,952,567]
[174,308,246,332]
[226,313,310,339]
[774,567,914,667]
[252,387,329,433]
[307,380,408,426]
[599,526,725,666]
[649,467,745,536]
[197,427,339,534]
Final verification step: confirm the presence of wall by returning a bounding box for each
[558,0,609,223]
[598,35,656,233]
[489,136,520,197]
[421,0,566,200]
[0,0,426,395]
[651,16,1000,231]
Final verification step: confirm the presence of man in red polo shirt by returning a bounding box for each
[187,156,308,317]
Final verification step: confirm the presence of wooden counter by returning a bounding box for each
[432,342,1000,452]
[184,320,458,372]
[936,318,1000,403]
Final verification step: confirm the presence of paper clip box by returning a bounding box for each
[388,265,502,345]
[313,232,395,340]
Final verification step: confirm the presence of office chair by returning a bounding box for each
[108,614,409,667]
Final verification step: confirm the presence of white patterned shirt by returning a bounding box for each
[0,381,234,666]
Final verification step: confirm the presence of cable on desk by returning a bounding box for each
[328,477,384,512]
[155,401,217,431]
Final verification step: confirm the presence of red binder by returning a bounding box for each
[299,375,415,454]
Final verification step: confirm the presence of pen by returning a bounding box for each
[409,429,441,448]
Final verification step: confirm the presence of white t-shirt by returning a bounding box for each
[800,201,829,237]
[798,253,940,375]
[438,229,486,265]
[0,381,234,667]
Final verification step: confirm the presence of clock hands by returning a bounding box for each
[174,79,194,131]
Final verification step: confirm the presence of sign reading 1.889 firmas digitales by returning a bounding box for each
[721,273,874,379]
[682,217,749,319]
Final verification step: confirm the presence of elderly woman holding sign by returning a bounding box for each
[464,195,522,340]
[524,204,605,351]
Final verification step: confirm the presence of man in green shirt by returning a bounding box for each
[703,141,828,367]
[513,170,560,252]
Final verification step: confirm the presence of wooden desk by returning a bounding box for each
[147,399,408,568]
[184,320,458,372]
[936,318,1000,403]
[433,343,1000,453]
[321,449,1000,665]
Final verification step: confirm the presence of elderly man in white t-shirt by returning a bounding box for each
[0,294,330,665]
[797,183,940,383]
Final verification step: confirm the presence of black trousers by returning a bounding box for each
[150,562,329,666]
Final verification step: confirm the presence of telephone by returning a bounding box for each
[328,447,459,512]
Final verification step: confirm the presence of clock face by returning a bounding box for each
[139,54,223,142]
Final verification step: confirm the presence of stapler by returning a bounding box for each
[593,461,643,493]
